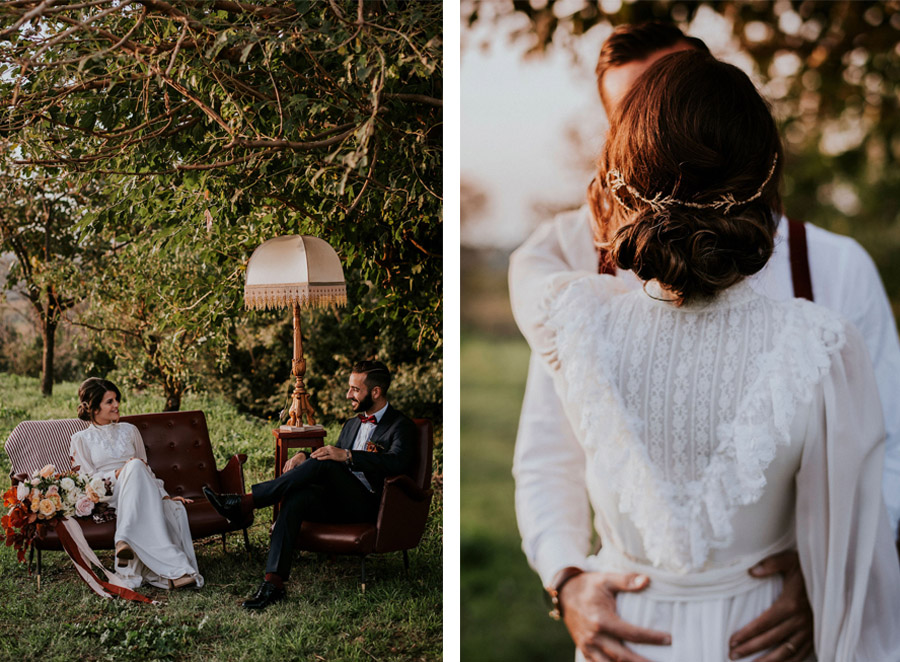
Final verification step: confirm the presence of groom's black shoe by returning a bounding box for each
[242,581,286,610]
[202,485,244,524]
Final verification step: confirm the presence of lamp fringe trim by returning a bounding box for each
[244,283,347,310]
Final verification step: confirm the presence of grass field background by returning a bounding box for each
[0,374,442,661]
[461,333,573,661]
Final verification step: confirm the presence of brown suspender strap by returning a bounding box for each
[787,218,814,301]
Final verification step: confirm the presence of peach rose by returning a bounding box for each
[85,485,100,503]
[46,485,59,496]
[30,495,41,512]
[38,499,56,517]
[49,494,62,510]
[39,464,55,479]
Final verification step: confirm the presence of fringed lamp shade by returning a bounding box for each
[244,235,347,311]
[244,235,347,429]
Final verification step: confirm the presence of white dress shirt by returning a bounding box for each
[510,205,900,586]
[350,402,389,492]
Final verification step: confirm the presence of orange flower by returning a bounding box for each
[85,485,100,503]
[3,487,17,508]
[38,499,56,517]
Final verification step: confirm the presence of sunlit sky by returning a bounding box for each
[461,6,756,249]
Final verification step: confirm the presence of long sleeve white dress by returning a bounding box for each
[69,422,204,590]
[511,262,900,661]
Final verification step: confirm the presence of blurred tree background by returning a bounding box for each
[461,1,900,660]
[0,1,442,423]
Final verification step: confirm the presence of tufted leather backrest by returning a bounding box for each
[411,419,434,490]
[120,411,217,500]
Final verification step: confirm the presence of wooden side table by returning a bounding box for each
[272,426,326,521]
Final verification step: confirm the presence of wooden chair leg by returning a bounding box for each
[27,546,34,575]
[36,547,42,591]
[402,549,410,573]
[360,556,367,593]
[221,534,227,553]
[242,527,251,552]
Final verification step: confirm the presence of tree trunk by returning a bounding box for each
[163,385,182,412]
[40,318,57,397]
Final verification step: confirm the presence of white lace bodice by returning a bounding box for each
[538,277,846,573]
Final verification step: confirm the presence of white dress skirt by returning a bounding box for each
[510,265,900,661]
[69,422,204,590]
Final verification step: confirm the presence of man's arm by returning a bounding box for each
[837,241,900,535]
[342,416,417,476]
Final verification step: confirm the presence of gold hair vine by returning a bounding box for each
[606,154,779,215]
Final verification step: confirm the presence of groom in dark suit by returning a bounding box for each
[204,360,417,609]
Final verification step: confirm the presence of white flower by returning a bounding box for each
[89,477,107,498]
[60,477,76,492]
[16,482,29,500]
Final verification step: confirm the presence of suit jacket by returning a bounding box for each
[336,404,417,497]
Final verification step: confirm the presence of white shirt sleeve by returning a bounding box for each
[832,240,900,535]
[795,321,900,659]
[509,216,628,585]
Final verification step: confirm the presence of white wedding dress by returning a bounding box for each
[511,267,900,661]
[69,422,204,590]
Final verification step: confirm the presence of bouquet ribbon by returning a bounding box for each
[55,518,158,605]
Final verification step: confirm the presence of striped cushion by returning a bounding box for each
[5,419,89,478]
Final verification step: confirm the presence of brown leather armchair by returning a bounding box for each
[5,411,253,581]
[294,418,434,590]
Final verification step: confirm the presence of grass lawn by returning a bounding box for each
[461,333,574,661]
[0,374,442,662]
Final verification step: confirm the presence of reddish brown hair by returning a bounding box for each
[595,50,784,303]
[595,21,710,108]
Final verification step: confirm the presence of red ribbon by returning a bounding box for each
[54,521,156,604]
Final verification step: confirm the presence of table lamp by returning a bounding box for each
[244,235,347,430]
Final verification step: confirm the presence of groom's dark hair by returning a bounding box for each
[595,22,710,107]
[351,360,392,394]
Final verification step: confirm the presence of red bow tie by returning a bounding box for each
[358,414,377,425]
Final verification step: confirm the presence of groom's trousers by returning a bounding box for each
[251,458,379,579]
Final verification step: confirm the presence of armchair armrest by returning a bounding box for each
[383,474,431,502]
[374,475,434,552]
[216,453,248,494]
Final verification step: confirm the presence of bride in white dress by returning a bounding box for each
[69,378,204,590]
[511,51,900,661]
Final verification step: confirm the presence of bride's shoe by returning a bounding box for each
[168,574,196,590]
[115,541,134,567]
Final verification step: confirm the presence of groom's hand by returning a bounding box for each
[560,571,671,662]
[728,550,812,661]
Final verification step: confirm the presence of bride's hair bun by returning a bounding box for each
[610,206,774,301]
[596,50,783,303]
[77,377,121,422]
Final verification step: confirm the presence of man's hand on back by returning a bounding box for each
[559,571,670,662]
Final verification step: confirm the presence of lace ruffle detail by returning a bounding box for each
[544,279,847,573]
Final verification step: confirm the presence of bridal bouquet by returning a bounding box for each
[2,464,111,563]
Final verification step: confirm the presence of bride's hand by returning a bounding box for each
[560,571,671,662]
[164,496,193,504]
[728,550,812,662]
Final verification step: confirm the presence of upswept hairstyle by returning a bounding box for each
[351,360,391,394]
[596,50,784,303]
[595,21,710,107]
[77,377,121,422]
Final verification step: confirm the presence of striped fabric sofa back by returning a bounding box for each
[5,418,89,479]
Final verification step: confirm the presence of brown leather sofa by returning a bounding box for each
[5,410,253,577]
[294,418,434,589]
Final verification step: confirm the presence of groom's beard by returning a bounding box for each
[351,392,375,413]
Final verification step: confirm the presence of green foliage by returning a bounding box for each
[461,333,572,661]
[1,2,442,390]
